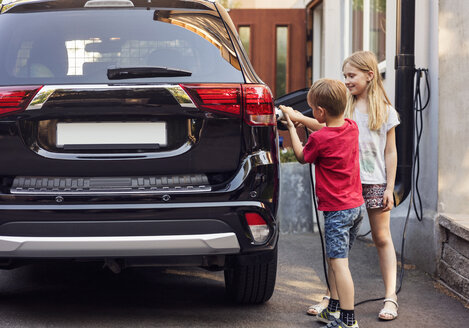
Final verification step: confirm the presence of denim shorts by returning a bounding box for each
[324,204,365,259]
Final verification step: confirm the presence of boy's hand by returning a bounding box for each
[279,105,303,123]
[280,107,305,164]
[382,189,394,212]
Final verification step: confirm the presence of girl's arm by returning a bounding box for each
[279,105,325,131]
[383,127,398,211]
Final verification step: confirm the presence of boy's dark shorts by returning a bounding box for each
[324,204,365,259]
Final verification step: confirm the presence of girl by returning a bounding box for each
[303,51,400,321]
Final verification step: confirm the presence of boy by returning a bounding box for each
[279,79,365,328]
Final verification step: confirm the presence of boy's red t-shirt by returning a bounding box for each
[303,118,364,211]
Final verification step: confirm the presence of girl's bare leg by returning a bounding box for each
[368,208,398,318]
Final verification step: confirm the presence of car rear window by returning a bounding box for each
[0,9,244,85]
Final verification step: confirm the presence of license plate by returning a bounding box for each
[56,122,167,148]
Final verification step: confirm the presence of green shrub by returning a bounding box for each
[279,148,298,163]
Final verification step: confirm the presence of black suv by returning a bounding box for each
[0,0,279,304]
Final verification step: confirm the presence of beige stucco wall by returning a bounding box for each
[438,0,469,215]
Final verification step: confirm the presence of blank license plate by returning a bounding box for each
[56,122,167,148]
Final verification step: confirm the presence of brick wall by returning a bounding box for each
[438,215,469,303]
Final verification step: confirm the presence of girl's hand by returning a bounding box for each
[283,112,296,130]
[382,189,394,212]
[294,121,304,128]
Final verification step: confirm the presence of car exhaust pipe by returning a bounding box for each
[394,0,415,206]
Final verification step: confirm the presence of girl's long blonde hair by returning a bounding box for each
[343,51,392,131]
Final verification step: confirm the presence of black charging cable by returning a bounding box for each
[306,67,431,306]
[308,160,331,293]
[394,68,430,296]
[412,68,430,223]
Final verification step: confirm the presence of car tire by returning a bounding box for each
[224,246,277,304]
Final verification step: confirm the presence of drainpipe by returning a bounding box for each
[394,0,415,206]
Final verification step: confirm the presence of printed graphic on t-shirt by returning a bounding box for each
[360,144,377,174]
[353,106,400,184]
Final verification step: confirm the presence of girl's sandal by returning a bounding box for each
[378,298,398,320]
[306,296,330,316]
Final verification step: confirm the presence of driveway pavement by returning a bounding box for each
[0,233,467,327]
[281,233,469,327]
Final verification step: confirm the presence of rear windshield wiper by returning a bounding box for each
[107,66,192,80]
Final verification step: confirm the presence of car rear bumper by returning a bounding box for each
[0,200,278,259]
[0,151,279,260]
[0,232,240,258]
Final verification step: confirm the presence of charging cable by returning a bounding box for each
[308,160,331,292]
[411,68,430,222]
[395,68,430,295]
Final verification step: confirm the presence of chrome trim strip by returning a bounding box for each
[26,84,196,111]
[0,233,240,257]
[27,87,56,110]
[0,201,265,211]
[226,150,274,192]
[167,86,196,108]
[36,141,193,161]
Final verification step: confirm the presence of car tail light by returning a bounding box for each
[180,84,275,126]
[180,84,241,116]
[243,84,275,126]
[0,86,42,116]
[245,212,270,243]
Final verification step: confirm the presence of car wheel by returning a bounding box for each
[224,246,278,304]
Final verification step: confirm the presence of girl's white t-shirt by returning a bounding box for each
[353,106,400,185]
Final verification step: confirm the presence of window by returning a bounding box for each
[312,2,324,81]
[65,39,190,76]
[0,10,244,85]
[369,0,386,62]
[276,26,288,97]
[351,0,364,53]
[350,0,386,63]
[65,39,102,76]
[307,1,325,84]
[238,26,251,58]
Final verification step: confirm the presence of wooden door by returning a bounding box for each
[229,9,307,98]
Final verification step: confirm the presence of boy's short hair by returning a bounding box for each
[307,78,348,117]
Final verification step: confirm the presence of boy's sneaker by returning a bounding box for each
[322,318,359,328]
[316,308,340,324]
